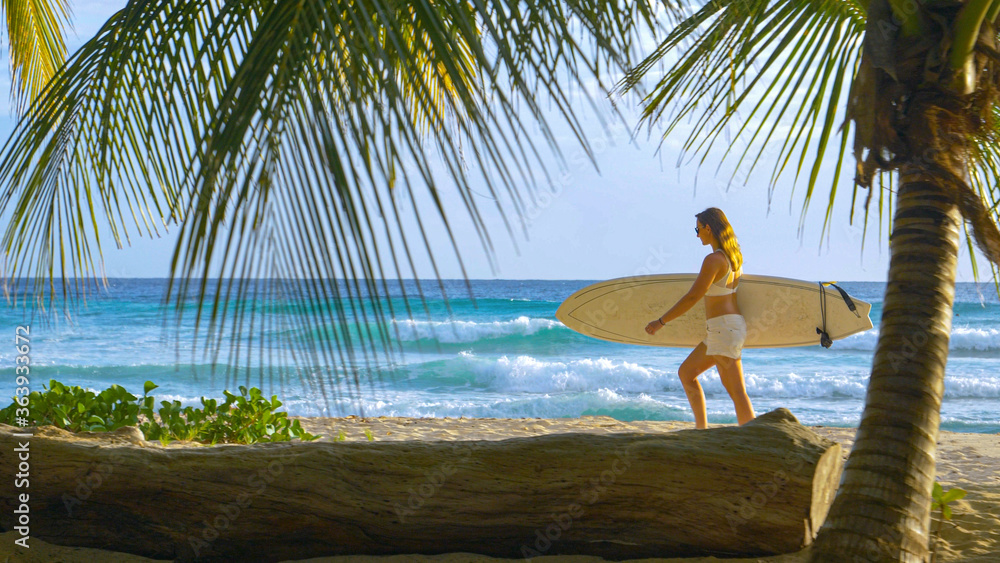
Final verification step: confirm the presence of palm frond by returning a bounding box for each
[618,0,866,240]
[1,0,70,112]
[966,113,1000,290]
[0,0,668,411]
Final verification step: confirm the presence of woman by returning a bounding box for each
[644,208,756,429]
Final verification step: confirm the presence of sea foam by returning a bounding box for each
[837,327,1000,352]
[392,316,562,343]
[432,353,1000,399]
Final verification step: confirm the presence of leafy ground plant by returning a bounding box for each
[0,380,320,445]
[929,481,968,563]
[0,380,140,432]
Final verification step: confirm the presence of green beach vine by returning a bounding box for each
[0,379,320,445]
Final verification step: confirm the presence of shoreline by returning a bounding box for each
[2,415,997,562]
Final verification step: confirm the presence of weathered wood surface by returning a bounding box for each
[0,408,842,562]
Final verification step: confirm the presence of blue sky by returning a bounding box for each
[0,1,992,283]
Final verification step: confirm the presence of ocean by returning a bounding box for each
[1,279,998,433]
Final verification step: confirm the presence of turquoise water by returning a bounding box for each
[1,279,998,432]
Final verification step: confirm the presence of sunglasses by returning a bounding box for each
[695,226,701,234]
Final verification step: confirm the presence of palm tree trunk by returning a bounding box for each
[809,168,962,562]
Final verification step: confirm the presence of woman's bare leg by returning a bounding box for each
[715,356,755,425]
[678,342,716,429]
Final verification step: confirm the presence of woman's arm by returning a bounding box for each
[645,254,723,334]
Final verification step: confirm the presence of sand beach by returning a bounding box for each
[1,415,998,563]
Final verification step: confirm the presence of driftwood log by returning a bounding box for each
[0,408,842,562]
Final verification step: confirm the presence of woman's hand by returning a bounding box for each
[645,319,663,335]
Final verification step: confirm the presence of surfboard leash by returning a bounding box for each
[816,282,862,348]
[817,283,834,348]
[824,282,860,318]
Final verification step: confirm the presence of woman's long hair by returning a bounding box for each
[696,208,743,278]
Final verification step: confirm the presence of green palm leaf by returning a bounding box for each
[1,0,70,111]
[968,112,1000,289]
[0,0,668,409]
[619,0,1000,274]
[619,0,866,238]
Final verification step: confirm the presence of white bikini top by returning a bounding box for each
[704,250,740,297]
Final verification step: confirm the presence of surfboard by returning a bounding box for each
[555,274,874,348]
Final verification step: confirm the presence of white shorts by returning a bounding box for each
[703,314,746,359]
